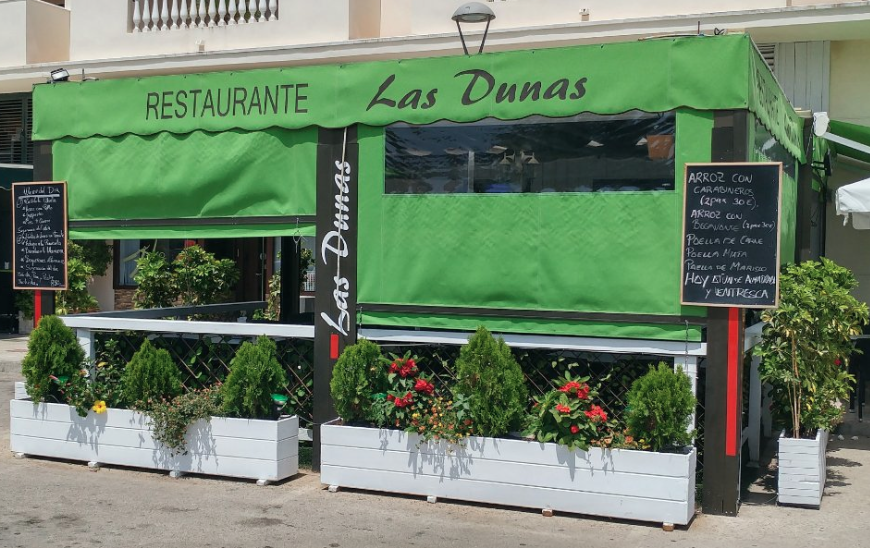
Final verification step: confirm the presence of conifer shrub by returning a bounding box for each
[330,339,384,423]
[21,316,85,403]
[122,339,182,407]
[453,326,528,437]
[624,362,696,452]
[221,336,287,419]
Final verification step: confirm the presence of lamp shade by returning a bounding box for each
[452,2,496,24]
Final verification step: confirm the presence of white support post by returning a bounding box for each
[76,328,96,367]
[747,355,762,466]
[674,356,698,432]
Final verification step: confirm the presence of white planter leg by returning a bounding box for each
[327,485,340,493]
[88,461,101,471]
[169,469,184,479]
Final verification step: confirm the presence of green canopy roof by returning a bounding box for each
[33,34,805,162]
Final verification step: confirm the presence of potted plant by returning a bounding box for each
[756,258,868,507]
[10,332,298,483]
[322,328,697,526]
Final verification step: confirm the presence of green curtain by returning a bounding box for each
[53,127,317,239]
[355,109,712,339]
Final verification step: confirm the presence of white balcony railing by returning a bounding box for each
[131,0,279,32]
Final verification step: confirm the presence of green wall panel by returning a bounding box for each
[357,109,713,338]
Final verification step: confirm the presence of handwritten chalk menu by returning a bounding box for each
[681,163,782,308]
[12,181,68,290]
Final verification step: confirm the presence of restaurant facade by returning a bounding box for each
[30,33,811,515]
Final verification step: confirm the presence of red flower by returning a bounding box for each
[386,394,395,401]
[558,381,581,393]
[558,381,590,400]
[835,358,842,366]
[584,405,607,422]
[555,403,571,414]
[396,358,418,378]
[570,425,580,434]
[414,378,434,395]
[393,392,414,408]
[389,362,400,374]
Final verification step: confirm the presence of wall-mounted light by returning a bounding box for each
[452,2,496,56]
[49,68,70,83]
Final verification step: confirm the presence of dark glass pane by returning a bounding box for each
[385,111,676,194]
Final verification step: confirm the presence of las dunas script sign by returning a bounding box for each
[143,69,588,122]
[320,157,352,336]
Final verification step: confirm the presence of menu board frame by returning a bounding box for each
[12,180,69,291]
[680,162,782,309]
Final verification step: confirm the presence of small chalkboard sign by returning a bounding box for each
[681,163,782,308]
[12,181,68,290]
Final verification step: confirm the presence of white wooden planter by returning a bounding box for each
[321,421,696,526]
[9,384,298,483]
[778,429,827,507]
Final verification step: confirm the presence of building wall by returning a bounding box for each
[829,39,870,126]
[0,1,28,68]
[824,39,870,304]
[25,0,69,65]
[388,0,786,37]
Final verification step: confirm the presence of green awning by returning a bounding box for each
[70,223,315,240]
[33,34,805,162]
[53,127,317,239]
[827,119,870,165]
[0,164,33,189]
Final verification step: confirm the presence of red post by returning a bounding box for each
[34,290,42,328]
[726,307,741,457]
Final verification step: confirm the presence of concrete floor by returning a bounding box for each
[2,334,870,548]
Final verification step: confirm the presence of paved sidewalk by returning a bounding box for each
[3,342,870,548]
[0,335,27,374]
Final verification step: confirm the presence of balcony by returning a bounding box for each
[67,0,356,62]
[0,0,70,68]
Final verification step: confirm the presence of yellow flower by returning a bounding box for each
[96,361,107,368]
[91,401,107,414]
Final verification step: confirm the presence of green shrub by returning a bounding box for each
[56,247,99,315]
[756,258,869,437]
[148,388,221,455]
[123,339,182,407]
[133,250,177,309]
[624,362,696,452]
[330,339,384,423]
[173,245,239,306]
[221,336,287,419]
[21,316,85,403]
[453,326,528,437]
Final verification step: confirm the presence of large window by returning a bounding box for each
[385,112,675,195]
[114,239,187,288]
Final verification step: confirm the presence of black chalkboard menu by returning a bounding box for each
[12,181,68,290]
[681,163,782,308]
